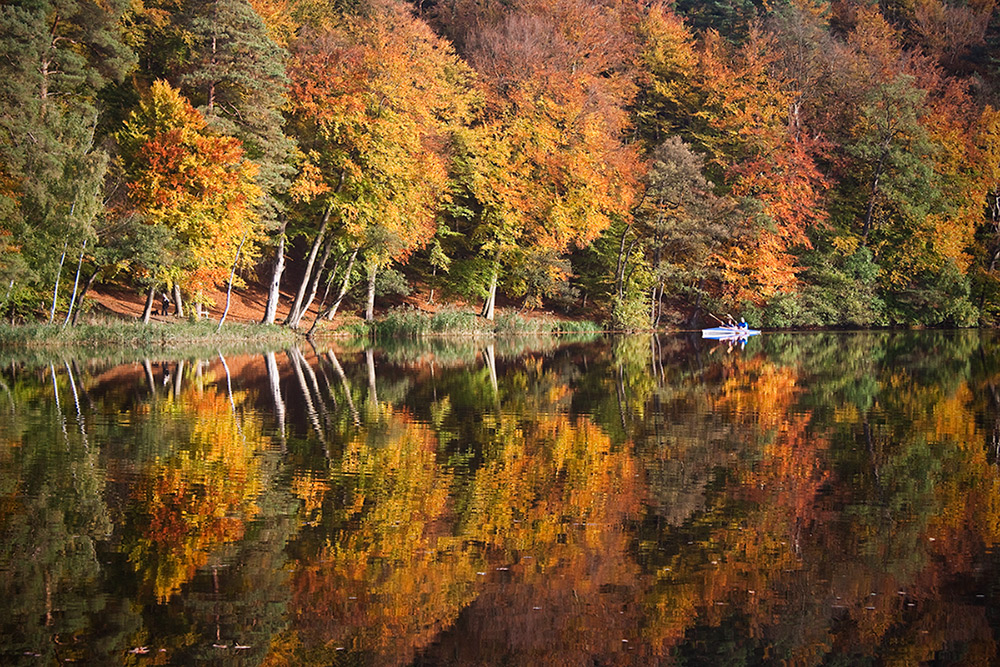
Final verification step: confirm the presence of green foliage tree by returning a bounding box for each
[0,0,134,316]
[177,0,295,320]
[672,0,765,42]
[180,0,294,221]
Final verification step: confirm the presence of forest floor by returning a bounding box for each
[86,282,333,327]
[81,279,580,330]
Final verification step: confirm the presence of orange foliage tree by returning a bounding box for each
[451,0,642,318]
[286,0,474,321]
[117,80,263,308]
[695,26,828,305]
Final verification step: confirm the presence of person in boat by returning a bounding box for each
[739,317,748,331]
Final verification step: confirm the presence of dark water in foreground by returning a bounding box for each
[2,331,1000,665]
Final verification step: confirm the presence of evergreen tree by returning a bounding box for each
[672,0,769,42]
[0,0,134,314]
[180,0,294,224]
[176,0,293,321]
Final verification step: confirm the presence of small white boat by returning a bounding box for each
[701,326,761,340]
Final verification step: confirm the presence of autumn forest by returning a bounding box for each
[3,0,1000,329]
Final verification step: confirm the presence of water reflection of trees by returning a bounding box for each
[613,331,1000,663]
[0,362,124,664]
[270,331,1000,664]
[2,332,1000,663]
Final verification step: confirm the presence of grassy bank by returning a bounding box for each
[0,307,601,354]
[336,306,604,339]
[0,319,299,349]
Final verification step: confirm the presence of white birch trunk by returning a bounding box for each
[365,263,377,322]
[308,248,357,337]
[62,239,87,327]
[289,236,333,329]
[285,205,332,325]
[49,241,68,324]
[261,223,286,325]
[217,233,248,332]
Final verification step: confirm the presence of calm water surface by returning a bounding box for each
[2,331,1000,665]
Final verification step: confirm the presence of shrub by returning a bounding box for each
[608,294,649,332]
[367,306,601,339]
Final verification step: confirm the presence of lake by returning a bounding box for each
[2,331,1000,665]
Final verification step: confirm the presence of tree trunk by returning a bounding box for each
[327,349,360,425]
[70,268,99,326]
[207,31,217,114]
[285,204,332,325]
[861,142,891,244]
[481,266,498,321]
[614,224,639,300]
[307,247,357,337]
[265,351,286,448]
[49,241,68,324]
[484,342,498,395]
[288,347,325,442]
[173,283,185,318]
[326,252,355,321]
[649,284,659,329]
[296,346,328,426]
[289,235,333,329]
[142,359,156,396]
[365,347,378,410]
[316,257,339,318]
[650,280,666,329]
[261,221,287,325]
[62,239,88,327]
[656,282,665,328]
[219,353,237,417]
[174,359,185,399]
[217,233,248,332]
[142,285,155,324]
[49,196,77,324]
[615,227,628,299]
[365,262,377,322]
[861,171,881,243]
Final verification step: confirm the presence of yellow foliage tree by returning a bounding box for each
[117,80,263,307]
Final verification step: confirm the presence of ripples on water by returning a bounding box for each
[1,331,1000,665]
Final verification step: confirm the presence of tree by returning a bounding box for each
[286,0,474,324]
[672,23,827,305]
[116,80,263,309]
[0,0,133,316]
[179,0,295,321]
[672,0,764,42]
[632,4,705,149]
[636,137,734,327]
[449,0,642,319]
[820,9,977,324]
